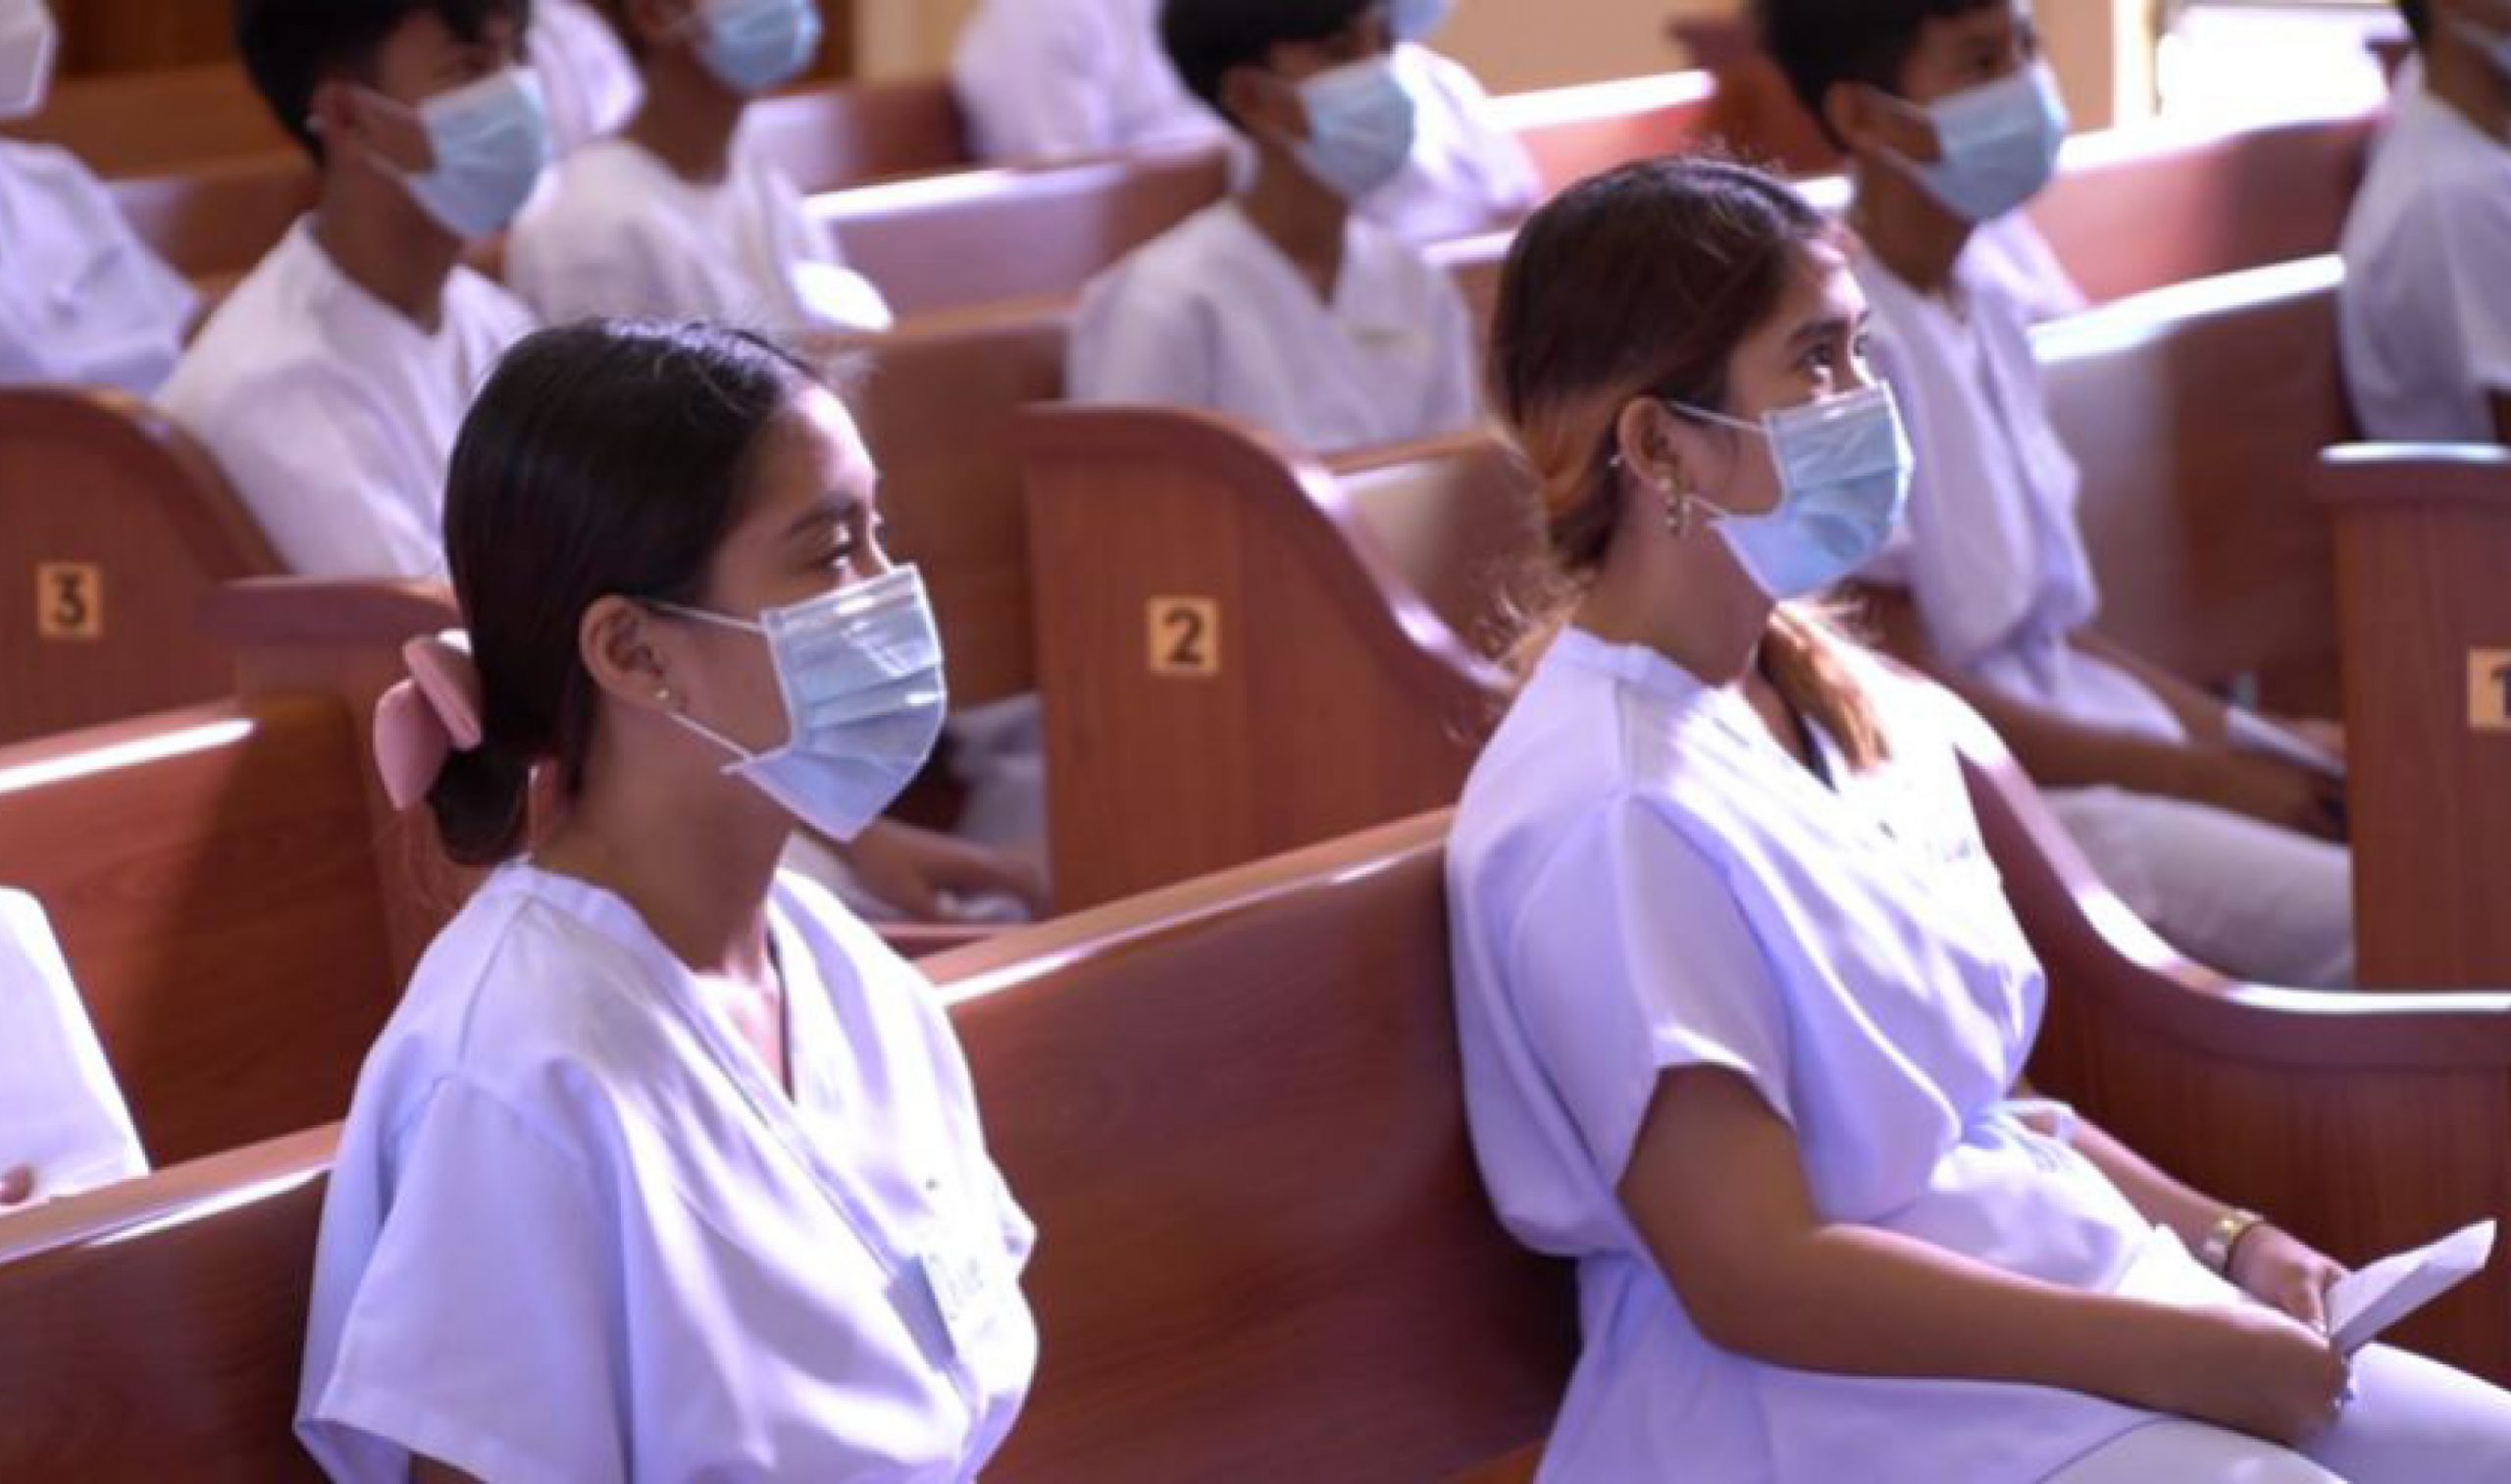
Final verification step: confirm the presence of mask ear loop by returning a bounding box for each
[641,599,776,771]
[1652,400,1772,538]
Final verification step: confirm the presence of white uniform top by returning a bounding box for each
[507,134,894,334]
[1971,211,2089,325]
[0,890,148,1205]
[953,0,1535,242]
[2339,61,2511,442]
[531,0,642,153]
[1448,630,2239,1483]
[1854,247,2183,742]
[1069,200,1481,454]
[159,221,538,579]
[0,140,197,395]
[298,866,1038,1484]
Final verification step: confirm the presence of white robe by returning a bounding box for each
[299,866,1037,1483]
[531,0,642,154]
[2339,59,2511,443]
[507,133,893,334]
[159,220,538,579]
[1069,199,1482,455]
[1855,244,2353,989]
[0,890,147,1206]
[0,140,197,395]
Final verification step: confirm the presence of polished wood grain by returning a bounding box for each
[2039,256,2352,714]
[0,814,1578,1482]
[0,699,396,1168]
[0,387,278,746]
[2319,445,2511,989]
[0,64,283,177]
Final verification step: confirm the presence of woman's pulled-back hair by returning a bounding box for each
[1488,155,1888,768]
[431,320,821,866]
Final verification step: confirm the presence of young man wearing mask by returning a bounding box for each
[953,0,1536,242]
[2340,0,2511,444]
[0,0,199,394]
[1762,0,2357,989]
[161,0,546,581]
[505,0,893,336]
[1068,0,1483,455]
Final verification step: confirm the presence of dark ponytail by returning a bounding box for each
[430,321,820,866]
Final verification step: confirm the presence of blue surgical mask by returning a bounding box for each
[692,0,824,98]
[654,566,948,844]
[1889,63,2070,224]
[1667,384,1915,601]
[1390,0,1453,41]
[1290,56,1417,202]
[0,0,56,123]
[396,69,551,241]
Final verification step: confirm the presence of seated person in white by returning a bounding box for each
[952,0,1538,240]
[1070,0,1482,457]
[1458,151,2511,1484]
[1763,0,2355,988]
[0,0,198,394]
[531,0,642,151]
[303,322,1038,1482]
[161,0,546,581]
[0,890,148,1212]
[2340,0,2511,444]
[507,0,893,336]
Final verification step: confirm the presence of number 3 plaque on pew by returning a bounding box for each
[33,564,104,642]
[1148,596,1222,680]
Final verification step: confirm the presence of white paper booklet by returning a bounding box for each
[2328,1220,2497,1355]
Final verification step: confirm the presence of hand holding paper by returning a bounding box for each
[2327,1220,2497,1355]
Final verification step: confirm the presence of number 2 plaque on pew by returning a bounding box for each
[33,564,103,642]
[2471,649,2511,734]
[1148,596,1222,680]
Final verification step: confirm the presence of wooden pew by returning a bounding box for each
[2317,445,2511,989]
[0,813,1582,1481]
[1022,255,2357,908]
[0,699,398,1168]
[0,63,285,177]
[0,386,278,747]
[108,153,316,287]
[2038,254,2353,715]
[14,736,2511,1477]
[1486,70,1719,195]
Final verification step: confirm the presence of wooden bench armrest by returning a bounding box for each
[198,577,461,647]
[2314,443,2511,512]
[0,1124,337,1267]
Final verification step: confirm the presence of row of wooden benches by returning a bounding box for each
[6,691,2511,1478]
[0,103,2381,752]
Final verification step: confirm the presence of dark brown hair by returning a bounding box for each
[430,320,820,865]
[1489,155,1888,768]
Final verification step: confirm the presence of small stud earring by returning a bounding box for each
[1662,486,1699,539]
[653,686,675,707]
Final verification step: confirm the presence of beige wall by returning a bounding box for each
[857,0,2153,128]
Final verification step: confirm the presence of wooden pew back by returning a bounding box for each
[2038,255,2352,713]
[0,698,397,1168]
[0,387,278,746]
[1488,71,1720,193]
[741,77,971,192]
[2318,445,2511,989]
[109,154,318,285]
[0,64,285,177]
[0,814,1578,1482]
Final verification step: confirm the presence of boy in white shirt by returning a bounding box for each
[953,0,1536,241]
[533,0,643,150]
[161,0,546,581]
[0,0,198,394]
[1069,0,1483,455]
[506,0,892,336]
[1763,0,2356,988]
[2340,0,2511,444]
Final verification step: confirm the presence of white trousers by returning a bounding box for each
[2047,786,2355,990]
[2046,1344,2511,1482]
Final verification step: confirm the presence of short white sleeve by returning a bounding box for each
[2436,182,2511,405]
[190,368,447,579]
[303,1079,626,1484]
[1069,278,1216,409]
[1505,795,1794,1183]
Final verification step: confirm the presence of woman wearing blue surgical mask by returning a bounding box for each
[506,0,896,337]
[299,322,1038,1484]
[1450,157,2511,1484]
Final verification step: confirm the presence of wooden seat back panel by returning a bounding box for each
[0,388,278,745]
[743,77,971,193]
[0,698,397,1166]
